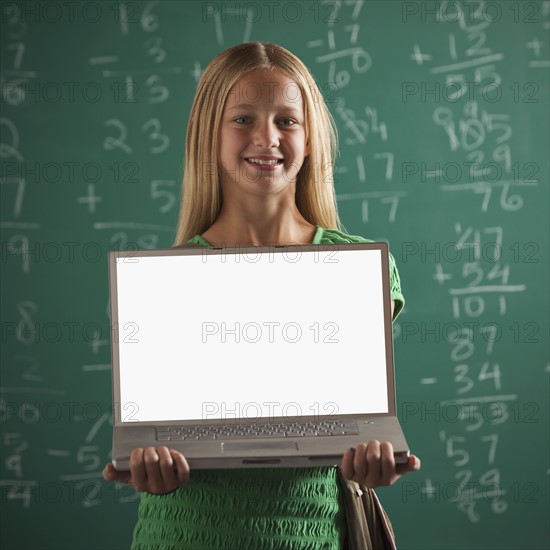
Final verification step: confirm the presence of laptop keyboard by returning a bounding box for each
[156,420,359,441]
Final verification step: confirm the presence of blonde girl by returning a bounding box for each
[104,41,420,549]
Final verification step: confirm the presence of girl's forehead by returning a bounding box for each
[226,70,304,107]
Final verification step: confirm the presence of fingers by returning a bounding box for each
[155,446,190,490]
[143,446,166,493]
[365,441,385,487]
[129,448,147,491]
[142,447,179,494]
[340,441,419,488]
[378,441,397,486]
[133,447,191,494]
[396,454,421,475]
[102,462,131,484]
[156,446,176,487]
[340,446,356,480]
[353,442,371,482]
[170,449,191,486]
[345,441,383,488]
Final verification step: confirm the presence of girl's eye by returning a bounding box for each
[232,117,296,126]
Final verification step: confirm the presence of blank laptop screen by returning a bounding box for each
[113,247,390,422]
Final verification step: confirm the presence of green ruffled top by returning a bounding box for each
[132,467,346,550]
[131,226,405,549]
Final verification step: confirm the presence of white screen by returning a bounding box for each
[115,248,389,422]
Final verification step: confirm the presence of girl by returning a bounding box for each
[103,42,420,549]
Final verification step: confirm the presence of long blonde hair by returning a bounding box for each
[174,42,341,245]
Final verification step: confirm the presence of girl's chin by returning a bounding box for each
[225,179,297,197]
[242,167,299,184]
[220,167,299,193]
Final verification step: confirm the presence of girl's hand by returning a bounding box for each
[102,446,190,494]
[340,440,420,488]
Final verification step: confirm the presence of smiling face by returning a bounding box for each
[217,69,310,200]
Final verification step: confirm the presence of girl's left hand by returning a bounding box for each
[340,440,420,488]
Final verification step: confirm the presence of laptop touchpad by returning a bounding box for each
[222,441,298,452]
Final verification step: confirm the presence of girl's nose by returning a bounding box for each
[252,120,280,147]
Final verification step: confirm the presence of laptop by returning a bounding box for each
[109,242,410,470]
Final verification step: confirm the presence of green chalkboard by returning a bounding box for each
[1,1,548,549]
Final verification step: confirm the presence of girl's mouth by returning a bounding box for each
[244,158,284,171]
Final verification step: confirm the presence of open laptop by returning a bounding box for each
[109,242,410,470]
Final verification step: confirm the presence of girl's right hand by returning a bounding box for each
[102,446,190,494]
